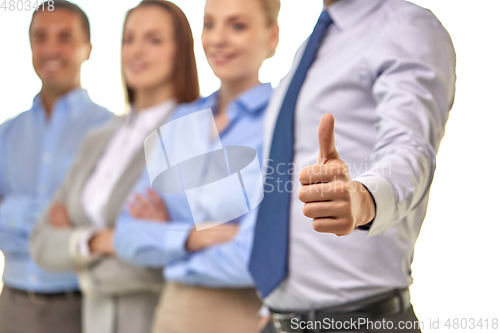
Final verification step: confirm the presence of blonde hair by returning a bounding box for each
[258,0,280,26]
[256,0,280,58]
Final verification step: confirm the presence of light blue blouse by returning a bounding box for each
[114,83,272,288]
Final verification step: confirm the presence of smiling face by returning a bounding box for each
[121,6,177,95]
[30,9,91,94]
[202,0,279,85]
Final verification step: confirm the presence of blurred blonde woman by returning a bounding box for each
[113,0,280,332]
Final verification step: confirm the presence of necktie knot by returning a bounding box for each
[317,10,333,26]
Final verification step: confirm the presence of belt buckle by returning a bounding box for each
[272,312,302,333]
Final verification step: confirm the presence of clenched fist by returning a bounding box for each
[298,114,375,236]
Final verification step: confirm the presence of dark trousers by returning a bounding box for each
[262,305,421,333]
[0,286,82,333]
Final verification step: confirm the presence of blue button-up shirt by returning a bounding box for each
[114,83,272,288]
[0,88,113,292]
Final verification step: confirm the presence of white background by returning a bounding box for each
[1,1,499,331]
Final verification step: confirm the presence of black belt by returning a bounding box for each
[5,286,82,303]
[271,289,411,333]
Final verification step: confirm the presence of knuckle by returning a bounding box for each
[328,163,341,176]
[337,201,350,213]
[319,183,333,196]
[340,162,349,175]
[312,219,329,233]
[329,161,349,178]
[303,204,314,218]
[310,165,329,180]
[297,187,308,201]
[299,166,315,183]
[336,163,345,174]
[331,181,346,194]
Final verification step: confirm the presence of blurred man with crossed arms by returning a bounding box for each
[0,2,111,332]
[250,0,456,332]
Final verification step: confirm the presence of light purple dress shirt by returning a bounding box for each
[263,0,456,310]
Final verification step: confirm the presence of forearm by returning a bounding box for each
[29,144,91,270]
[354,138,436,235]
[114,215,192,268]
[168,237,254,288]
[29,210,79,271]
[355,11,456,235]
[0,228,29,254]
[0,195,46,233]
[168,211,257,287]
[0,196,46,254]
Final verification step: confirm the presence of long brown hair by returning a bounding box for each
[123,0,199,105]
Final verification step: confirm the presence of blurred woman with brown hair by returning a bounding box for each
[30,2,199,333]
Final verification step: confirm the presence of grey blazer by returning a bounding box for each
[30,115,166,296]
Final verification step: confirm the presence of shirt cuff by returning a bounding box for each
[69,226,103,266]
[259,305,271,318]
[163,223,192,259]
[353,175,397,236]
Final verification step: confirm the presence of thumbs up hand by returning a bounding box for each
[298,114,375,236]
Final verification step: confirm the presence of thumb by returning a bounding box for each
[317,113,340,164]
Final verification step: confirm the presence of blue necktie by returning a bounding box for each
[249,11,334,298]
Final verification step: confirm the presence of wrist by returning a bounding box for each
[354,181,376,227]
[89,229,115,255]
[69,227,102,265]
[88,233,101,254]
[185,228,201,252]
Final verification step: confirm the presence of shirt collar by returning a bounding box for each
[202,83,273,114]
[32,87,92,121]
[326,0,386,31]
[129,99,176,130]
[237,83,273,112]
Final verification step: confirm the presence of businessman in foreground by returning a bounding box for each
[250,0,456,332]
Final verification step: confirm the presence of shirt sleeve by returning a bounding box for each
[0,229,28,255]
[113,209,193,268]
[0,196,47,254]
[0,196,46,233]
[166,207,257,288]
[0,122,49,254]
[353,10,456,235]
[0,122,24,254]
[113,173,194,268]
[0,197,31,255]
